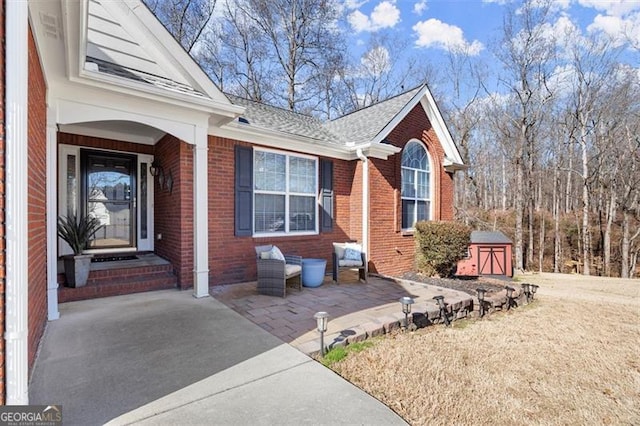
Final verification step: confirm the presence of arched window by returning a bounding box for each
[401,141,431,229]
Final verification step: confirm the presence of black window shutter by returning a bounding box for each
[235,145,253,236]
[320,159,334,232]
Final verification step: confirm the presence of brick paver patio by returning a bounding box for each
[211,272,474,355]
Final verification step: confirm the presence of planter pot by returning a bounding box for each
[302,258,327,288]
[63,254,93,288]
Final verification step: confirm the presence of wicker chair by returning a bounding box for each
[332,242,367,284]
[255,245,302,297]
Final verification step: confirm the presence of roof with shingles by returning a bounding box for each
[227,86,425,147]
[324,87,423,145]
[470,231,513,245]
[227,95,345,145]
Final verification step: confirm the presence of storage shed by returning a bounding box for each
[456,231,513,278]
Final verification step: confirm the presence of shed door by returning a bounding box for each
[478,246,506,275]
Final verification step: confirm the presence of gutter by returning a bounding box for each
[5,0,30,404]
[356,148,369,274]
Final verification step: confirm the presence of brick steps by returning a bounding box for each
[58,263,177,303]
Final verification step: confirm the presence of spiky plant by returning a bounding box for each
[57,213,104,255]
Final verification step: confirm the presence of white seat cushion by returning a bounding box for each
[285,264,302,276]
[339,259,363,267]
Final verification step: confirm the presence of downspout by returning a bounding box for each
[5,0,30,404]
[356,148,368,273]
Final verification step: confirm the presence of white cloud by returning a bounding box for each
[344,0,369,10]
[587,12,640,47]
[413,0,428,15]
[348,1,401,33]
[413,18,484,55]
[578,0,640,17]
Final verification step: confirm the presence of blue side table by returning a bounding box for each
[302,258,327,287]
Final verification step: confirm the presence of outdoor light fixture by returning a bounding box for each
[505,286,515,310]
[433,295,451,326]
[399,296,415,329]
[476,287,487,317]
[314,311,329,356]
[521,283,531,303]
[530,284,539,300]
[149,159,163,177]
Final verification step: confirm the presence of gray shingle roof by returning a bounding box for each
[324,87,423,145]
[470,231,513,244]
[227,86,425,147]
[228,95,345,145]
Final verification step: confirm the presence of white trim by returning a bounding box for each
[47,109,60,321]
[193,127,210,298]
[5,0,30,404]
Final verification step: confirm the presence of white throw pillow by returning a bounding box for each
[269,245,285,261]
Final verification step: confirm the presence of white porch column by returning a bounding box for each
[5,0,30,404]
[356,149,369,273]
[192,126,210,298]
[46,109,60,320]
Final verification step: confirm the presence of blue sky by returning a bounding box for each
[341,0,640,95]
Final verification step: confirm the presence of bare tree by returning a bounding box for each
[144,0,217,53]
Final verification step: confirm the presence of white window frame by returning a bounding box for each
[253,147,319,237]
[401,140,433,231]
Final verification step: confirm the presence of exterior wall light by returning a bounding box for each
[399,296,415,329]
[505,286,515,310]
[433,295,451,326]
[476,287,487,317]
[314,311,329,356]
[149,159,163,177]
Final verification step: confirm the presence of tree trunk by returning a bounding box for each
[515,159,524,271]
[553,167,561,273]
[580,134,590,276]
[621,210,630,278]
[539,210,545,272]
[603,190,616,277]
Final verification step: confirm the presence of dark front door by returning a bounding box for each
[478,246,507,275]
[82,150,136,249]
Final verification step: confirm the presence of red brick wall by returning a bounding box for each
[0,0,6,404]
[58,133,154,156]
[368,103,455,276]
[153,134,193,287]
[27,24,48,375]
[207,137,353,285]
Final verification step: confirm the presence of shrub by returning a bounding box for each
[414,221,471,278]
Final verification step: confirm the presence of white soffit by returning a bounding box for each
[59,121,166,145]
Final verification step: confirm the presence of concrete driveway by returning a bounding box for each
[29,290,406,425]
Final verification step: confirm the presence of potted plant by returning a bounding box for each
[57,213,104,288]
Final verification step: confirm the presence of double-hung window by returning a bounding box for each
[254,149,317,234]
[401,141,431,229]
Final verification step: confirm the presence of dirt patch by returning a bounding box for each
[399,271,509,295]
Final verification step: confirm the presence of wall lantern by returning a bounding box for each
[314,311,330,356]
[399,296,415,329]
[476,287,487,317]
[149,159,163,177]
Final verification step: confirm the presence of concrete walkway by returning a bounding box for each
[29,290,406,425]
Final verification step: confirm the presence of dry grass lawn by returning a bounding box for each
[331,273,640,425]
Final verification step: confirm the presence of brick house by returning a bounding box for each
[1,0,464,403]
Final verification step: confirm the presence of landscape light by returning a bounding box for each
[314,311,329,356]
[399,296,415,329]
[521,283,531,303]
[530,284,539,300]
[505,286,515,310]
[433,295,451,326]
[476,287,487,317]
